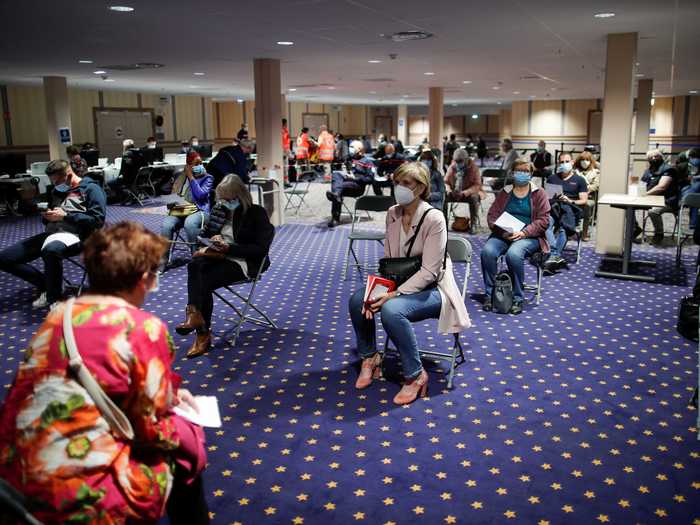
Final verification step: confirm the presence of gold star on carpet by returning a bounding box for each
[326,481,338,488]
[296,493,309,502]
[496,488,508,495]
[528,496,540,504]
[382,497,394,506]
[292,517,304,525]
[382,477,393,484]
[410,484,422,492]
[638,486,650,494]
[329,462,340,469]
[674,494,686,503]
[572,470,583,478]
[444,516,457,524]
[237,498,249,505]
[596,515,609,523]
[562,505,574,513]
[213,489,224,497]
[519,475,530,482]
[538,521,550,525]
[323,502,335,511]
[440,492,452,500]
[466,480,477,487]
[504,510,516,519]
[354,489,365,497]
[603,478,615,485]
[655,509,668,517]
[300,473,312,480]
[550,483,562,490]
[618,499,630,508]
[353,512,365,520]
[354,469,365,476]
[264,507,276,515]
[584,491,595,499]
[471,501,483,509]
[222,470,232,477]
[252,459,262,465]
[381,458,392,465]
[489,467,500,475]
[270,485,281,493]
[409,464,419,472]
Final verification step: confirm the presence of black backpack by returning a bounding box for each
[677,296,699,342]
[492,272,514,314]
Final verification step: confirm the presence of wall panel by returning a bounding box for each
[216,102,243,139]
[511,101,528,136]
[8,85,47,146]
[672,96,686,136]
[69,88,99,144]
[499,109,512,139]
[689,96,700,136]
[651,97,673,136]
[564,99,597,136]
[175,95,203,142]
[141,94,174,142]
[531,100,562,136]
[244,101,256,138]
[102,90,138,108]
[288,102,305,137]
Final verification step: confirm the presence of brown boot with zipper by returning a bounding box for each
[176,305,205,335]
[186,331,211,358]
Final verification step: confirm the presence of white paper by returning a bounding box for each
[494,212,526,234]
[545,183,562,200]
[41,232,81,250]
[369,284,389,302]
[173,395,222,428]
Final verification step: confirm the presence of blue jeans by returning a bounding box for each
[349,286,442,379]
[481,236,540,302]
[682,181,700,227]
[545,216,567,257]
[161,211,207,252]
[0,232,81,303]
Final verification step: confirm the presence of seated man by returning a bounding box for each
[445,148,481,233]
[543,152,588,274]
[680,148,700,228]
[325,140,376,228]
[374,143,405,195]
[530,140,553,184]
[637,149,679,244]
[107,139,146,203]
[0,160,106,308]
[66,145,88,177]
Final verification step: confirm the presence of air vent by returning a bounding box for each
[384,31,433,42]
[288,83,334,89]
[100,63,164,71]
[363,78,396,83]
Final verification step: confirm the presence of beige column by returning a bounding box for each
[43,76,72,160]
[397,104,408,146]
[595,33,637,255]
[280,93,288,121]
[428,88,444,159]
[253,58,284,226]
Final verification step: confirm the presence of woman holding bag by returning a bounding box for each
[161,151,214,256]
[348,162,471,405]
[0,222,209,525]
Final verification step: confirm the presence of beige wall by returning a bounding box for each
[175,95,204,142]
[7,85,47,146]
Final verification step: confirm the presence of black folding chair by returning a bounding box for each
[213,255,276,346]
[342,195,395,280]
[676,193,700,266]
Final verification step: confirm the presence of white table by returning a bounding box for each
[595,193,665,282]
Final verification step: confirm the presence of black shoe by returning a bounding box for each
[543,260,559,276]
[326,191,341,204]
[556,257,569,270]
[327,218,340,228]
[510,301,523,315]
[483,296,493,312]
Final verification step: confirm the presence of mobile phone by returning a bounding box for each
[37,202,49,211]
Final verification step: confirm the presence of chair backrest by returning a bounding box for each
[446,235,472,263]
[354,195,395,213]
[682,193,700,209]
[482,168,506,179]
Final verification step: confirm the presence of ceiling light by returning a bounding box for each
[462,80,472,84]
[103,78,115,82]
[387,30,433,42]
[193,72,205,76]
[497,102,502,105]
[594,12,615,18]
[368,60,382,64]
[188,85,199,89]
[109,5,134,12]
[492,86,501,90]
[288,88,297,92]
[471,114,478,119]
[636,62,640,66]
[328,86,336,90]
[236,98,243,103]
[424,72,435,76]
[93,70,106,75]
[513,91,520,95]
[369,91,377,94]
[529,95,536,98]
[277,41,294,46]
[690,90,698,94]
[651,98,655,106]
[636,73,644,77]
[78,60,93,64]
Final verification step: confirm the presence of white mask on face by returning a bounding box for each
[394,184,417,206]
[580,160,590,169]
[191,141,199,147]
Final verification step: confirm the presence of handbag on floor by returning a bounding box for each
[451,216,470,232]
[676,295,699,342]
[492,272,514,314]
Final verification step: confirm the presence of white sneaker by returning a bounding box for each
[32,292,49,309]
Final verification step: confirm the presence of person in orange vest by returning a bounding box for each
[282,119,291,184]
[295,127,311,171]
[317,125,335,181]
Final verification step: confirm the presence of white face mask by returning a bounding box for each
[394,184,417,206]
[580,160,590,169]
[150,271,160,293]
[191,141,199,147]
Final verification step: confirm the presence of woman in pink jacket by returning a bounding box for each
[348,163,471,405]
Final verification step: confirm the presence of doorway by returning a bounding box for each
[94,108,155,159]
[374,116,393,139]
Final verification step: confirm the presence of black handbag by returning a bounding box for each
[677,295,699,342]
[378,208,446,286]
[492,272,514,314]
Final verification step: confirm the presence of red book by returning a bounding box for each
[363,275,397,306]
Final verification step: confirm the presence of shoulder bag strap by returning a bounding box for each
[63,298,135,441]
[405,208,449,270]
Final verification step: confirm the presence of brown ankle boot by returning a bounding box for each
[176,305,205,335]
[186,331,211,358]
[582,223,590,241]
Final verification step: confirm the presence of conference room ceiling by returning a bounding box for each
[1,0,698,105]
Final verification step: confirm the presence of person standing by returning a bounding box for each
[206,139,254,186]
[444,134,460,168]
[530,140,553,184]
[237,123,249,141]
[476,136,488,166]
[296,127,311,171]
[317,125,335,181]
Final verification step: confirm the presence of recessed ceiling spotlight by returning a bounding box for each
[109,5,134,12]
[690,90,698,94]
[93,70,106,75]
[636,62,640,66]
[651,98,655,106]
[328,86,336,90]
[236,98,243,103]
[492,86,501,90]
[471,114,479,119]
[193,72,205,76]
[78,60,93,64]
[277,41,294,46]
[288,88,297,92]
[513,91,520,95]
[369,91,377,94]
[424,72,435,76]
[462,80,472,84]
[368,60,382,64]
[497,102,502,105]
[636,73,644,77]
[103,78,115,82]
[594,12,615,18]
[188,85,199,89]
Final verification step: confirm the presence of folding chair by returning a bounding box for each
[562,219,583,264]
[284,172,314,215]
[675,193,700,266]
[0,477,44,525]
[497,252,545,305]
[342,195,395,280]
[61,254,88,297]
[213,255,276,346]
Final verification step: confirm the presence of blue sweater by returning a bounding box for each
[187,174,214,214]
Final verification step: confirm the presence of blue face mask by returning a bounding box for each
[192,164,205,176]
[690,158,700,168]
[220,199,240,212]
[558,162,572,173]
[421,159,432,170]
[513,171,532,186]
[54,183,71,193]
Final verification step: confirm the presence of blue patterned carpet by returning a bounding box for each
[1,205,699,525]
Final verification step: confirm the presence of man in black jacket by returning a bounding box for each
[638,149,679,244]
[0,160,106,308]
[206,139,254,187]
[530,140,553,184]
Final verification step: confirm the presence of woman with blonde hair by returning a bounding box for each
[0,222,209,524]
[573,151,600,240]
[177,174,275,358]
[348,162,470,405]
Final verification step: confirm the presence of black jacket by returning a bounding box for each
[201,203,274,277]
[46,176,107,240]
[642,162,679,207]
[207,145,250,185]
